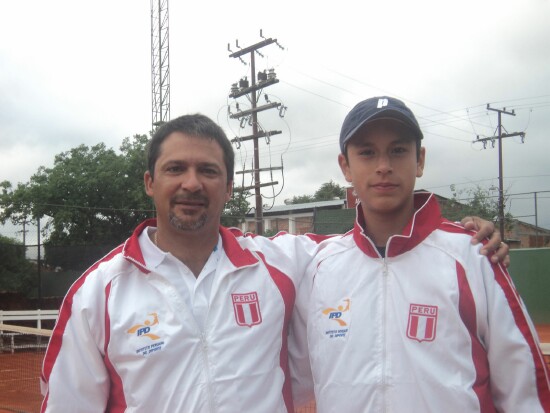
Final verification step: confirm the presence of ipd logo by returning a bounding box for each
[328,311,343,320]
[137,326,151,336]
[322,299,350,327]
[127,313,161,340]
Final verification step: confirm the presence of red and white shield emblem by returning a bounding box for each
[232,292,262,327]
[406,303,438,342]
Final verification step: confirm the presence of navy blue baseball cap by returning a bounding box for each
[339,96,423,153]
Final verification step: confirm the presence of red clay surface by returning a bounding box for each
[537,324,550,373]
[0,351,44,413]
[537,324,550,342]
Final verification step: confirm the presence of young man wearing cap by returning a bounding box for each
[290,97,550,412]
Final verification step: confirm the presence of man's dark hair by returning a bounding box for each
[147,114,235,183]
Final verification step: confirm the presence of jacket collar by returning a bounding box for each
[219,226,259,267]
[122,219,258,273]
[353,192,442,258]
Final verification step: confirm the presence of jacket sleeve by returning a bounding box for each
[234,231,327,284]
[232,231,322,404]
[41,268,111,412]
[476,255,550,412]
[288,259,315,407]
[232,230,334,406]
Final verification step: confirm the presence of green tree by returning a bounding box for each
[288,195,315,204]
[0,235,36,296]
[314,180,346,201]
[0,135,153,248]
[288,180,346,204]
[440,185,514,230]
[119,134,155,215]
[222,190,251,227]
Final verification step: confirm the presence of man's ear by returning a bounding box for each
[416,147,426,178]
[338,153,352,183]
[225,180,233,203]
[144,170,154,196]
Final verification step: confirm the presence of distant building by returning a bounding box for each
[242,188,550,248]
[433,191,550,249]
[242,199,349,235]
[505,220,550,249]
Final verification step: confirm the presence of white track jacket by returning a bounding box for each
[40,219,316,413]
[294,192,550,413]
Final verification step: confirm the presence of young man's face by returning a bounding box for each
[144,131,232,235]
[338,119,425,224]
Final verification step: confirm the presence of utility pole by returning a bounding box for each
[228,31,285,235]
[534,191,539,244]
[475,104,525,239]
[37,217,42,309]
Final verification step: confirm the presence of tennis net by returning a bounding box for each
[0,324,52,413]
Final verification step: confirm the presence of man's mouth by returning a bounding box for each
[372,182,398,190]
[172,195,209,208]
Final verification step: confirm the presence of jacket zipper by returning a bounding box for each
[200,331,216,412]
[382,259,389,413]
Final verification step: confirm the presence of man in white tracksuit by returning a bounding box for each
[41,218,316,412]
[40,114,320,412]
[291,97,550,412]
[40,112,510,412]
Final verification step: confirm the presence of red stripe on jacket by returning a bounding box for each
[257,251,296,413]
[103,282,127,412]
[40,245,124,411]
[491,262,550,408]
[456,261,496,413]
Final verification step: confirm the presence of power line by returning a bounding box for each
[281,80,350,107]
[283,59,550,139]
[473,104,526,237]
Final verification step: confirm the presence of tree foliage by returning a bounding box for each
[0,235,36,296]
[440,185,514,230]
[288,195,315,204]
[288,180,346,204]
[221,190,251,228]
[314,180,346,201]
[0,135,153,248]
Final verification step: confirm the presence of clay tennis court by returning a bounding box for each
[0,351,44,413]
[539,324,550,374]
[1,326,548,413]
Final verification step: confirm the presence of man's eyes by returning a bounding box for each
[164,165,220,175]
[166,165,183,172]
[201,167,219,175]
[391,147,408,154]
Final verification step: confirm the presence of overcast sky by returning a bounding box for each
[1,0,549,239]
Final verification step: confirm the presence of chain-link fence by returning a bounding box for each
[0,222,119,307]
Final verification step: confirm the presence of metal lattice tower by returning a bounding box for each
[150,0,170,130]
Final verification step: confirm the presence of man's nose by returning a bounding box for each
[376,154,393,174]
[180,170,202,192]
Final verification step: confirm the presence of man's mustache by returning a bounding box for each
[171,194,209,206]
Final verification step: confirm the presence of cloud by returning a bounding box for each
[0,0,548,230]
